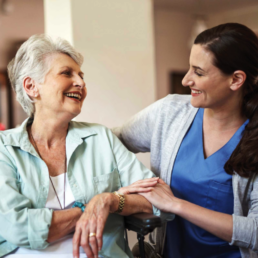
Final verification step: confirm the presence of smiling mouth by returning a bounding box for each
[191,89,202,94]
[64,92,82,100]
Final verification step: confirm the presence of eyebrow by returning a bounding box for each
[61,66,84,76]
[192,65,205,72]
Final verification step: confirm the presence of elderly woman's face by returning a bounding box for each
[37,53,86,118]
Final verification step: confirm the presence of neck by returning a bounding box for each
[204,99,246,132]
[30,113,69,148]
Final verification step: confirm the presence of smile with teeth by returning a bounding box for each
[64,93,82,100]
[192,89,202,94]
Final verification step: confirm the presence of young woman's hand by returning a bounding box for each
[139,179,180,213]
[118,177,159,195]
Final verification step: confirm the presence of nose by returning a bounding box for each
[182,70,194,87]
[74,75,86,89]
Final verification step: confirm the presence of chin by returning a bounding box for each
[190,96,209,108]
[190,98,201,108]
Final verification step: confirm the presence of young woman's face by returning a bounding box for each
[182,44,233,109]
[37,53,86,119]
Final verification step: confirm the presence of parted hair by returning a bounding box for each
[195,23,258,179]
[7,34,84,117]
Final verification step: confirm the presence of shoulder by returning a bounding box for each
[69,121,114,138]
[161,94,193,110]
[70,121,110,132]
[154,94,196,123]
[0,126,24,147]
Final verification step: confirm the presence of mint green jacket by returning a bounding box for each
[0,118,159,258]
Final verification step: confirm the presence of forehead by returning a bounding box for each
[46,53,80,71]
[190,44,214,69]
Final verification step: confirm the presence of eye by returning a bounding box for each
[62,70,71,76]
[194,71,203,77]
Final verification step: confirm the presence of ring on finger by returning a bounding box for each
[89,232,96,237]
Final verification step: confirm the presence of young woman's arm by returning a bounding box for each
[140,179,233,241]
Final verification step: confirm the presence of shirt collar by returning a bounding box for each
[2,118,97,152]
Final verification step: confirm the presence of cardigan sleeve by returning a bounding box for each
[230,175,258,253]
[0,142,53,250]
[112,97,164,153]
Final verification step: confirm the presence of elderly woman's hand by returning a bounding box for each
[118,177,159,195]
[73,193,118,258]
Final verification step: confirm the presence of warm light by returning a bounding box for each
[188,17,207,48]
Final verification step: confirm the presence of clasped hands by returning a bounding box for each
[119,177,177,213]
[72,177,175,258]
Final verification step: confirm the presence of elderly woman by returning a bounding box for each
[114,23,258,258]
[0,35,165,258]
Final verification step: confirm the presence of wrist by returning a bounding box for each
[72,202,86,213]
[103,193,119,213]
[171,197,185,215]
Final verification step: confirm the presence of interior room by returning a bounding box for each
[1,0,258,252]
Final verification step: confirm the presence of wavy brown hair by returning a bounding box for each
[195,23,258,179]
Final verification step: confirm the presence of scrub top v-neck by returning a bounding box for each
[165,108,248,258]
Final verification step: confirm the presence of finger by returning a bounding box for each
[135,180,158,186]
[73,226,81,258]
[89,221,98,257]
[81,226,93,258]
[96,215,106,252]
[129,177,159,186]
[132,187,154,193]
[136,177,159,184]
[158,178,166,185]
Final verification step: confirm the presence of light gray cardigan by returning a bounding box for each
[113,94,258,258]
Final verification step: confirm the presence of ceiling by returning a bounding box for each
[153,0,258,15]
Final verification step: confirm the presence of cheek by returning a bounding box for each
[82,88,87,100]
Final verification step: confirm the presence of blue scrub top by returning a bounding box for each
[165,108,248,258]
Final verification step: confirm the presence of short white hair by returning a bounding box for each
[7,34,84,117]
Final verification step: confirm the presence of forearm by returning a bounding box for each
[47,207,82,243]
[174,198,233,242]
[109,193,153,216]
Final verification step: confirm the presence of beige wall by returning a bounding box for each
[0,0,44,70]
[208,4,258,30]
[72,0,156,128]
[154,8,193,99]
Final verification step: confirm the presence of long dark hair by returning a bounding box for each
[195,23,258,179]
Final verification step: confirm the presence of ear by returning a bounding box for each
[230,70,246,91]
[23,77,39,98]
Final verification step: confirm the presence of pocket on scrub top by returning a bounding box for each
[196,180,234,241]
[205,180,234,214]
[93,168,121,194]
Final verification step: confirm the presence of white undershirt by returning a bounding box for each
[45,172,75,210]
[10,173,103,257]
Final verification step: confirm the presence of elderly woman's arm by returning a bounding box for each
[0,143,85,250]
[47,208,82,243]
[73,128,173,258]
[73,192,153,258]
[48,191,153,244]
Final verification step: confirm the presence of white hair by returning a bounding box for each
[7,34,84,117]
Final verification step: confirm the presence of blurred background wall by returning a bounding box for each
[1,0,258,249]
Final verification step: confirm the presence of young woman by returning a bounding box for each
[114,23,258,257]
